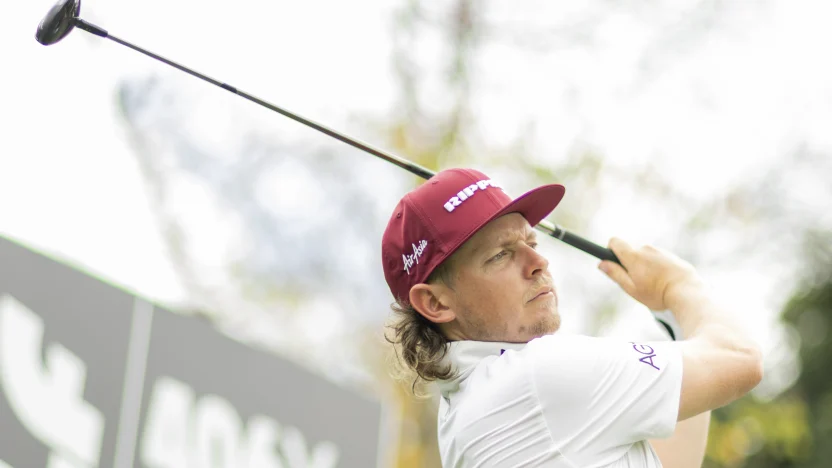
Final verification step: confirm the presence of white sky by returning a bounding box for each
[4,0,832,396]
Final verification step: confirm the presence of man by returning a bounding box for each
[382,168,763,467]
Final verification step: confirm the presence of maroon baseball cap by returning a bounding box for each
[381,168,565,303]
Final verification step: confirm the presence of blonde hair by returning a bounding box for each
[385,260,457,394]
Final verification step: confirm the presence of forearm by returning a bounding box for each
[667,281,764,419]
[665,282,759,356]
[650,410,711,468]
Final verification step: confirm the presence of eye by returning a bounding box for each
[529,242,539,250]
[490,250,508,262]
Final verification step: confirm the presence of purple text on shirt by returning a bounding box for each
[630,342,660,371]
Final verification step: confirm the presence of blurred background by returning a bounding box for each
[3,0,832,466]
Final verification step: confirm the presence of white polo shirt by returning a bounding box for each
[436,334,683,467]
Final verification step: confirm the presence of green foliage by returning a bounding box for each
[706,235,832,467]
[706,396,811,467]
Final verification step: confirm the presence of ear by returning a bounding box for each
[409,283,455,324]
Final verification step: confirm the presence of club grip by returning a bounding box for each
[557,229,621,264]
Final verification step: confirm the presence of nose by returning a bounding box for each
[523,244,549,279]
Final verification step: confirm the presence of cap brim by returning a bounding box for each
[488,184,566,227]
[438,183,565,263]
[493,183,566,228]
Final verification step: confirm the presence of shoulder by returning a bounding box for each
[523,333,612,368]
[526,332,600,351]
[521,333,682,397]
[520,334,608,394]
[519,334,684,461]
[466,335,596,387]
[524,333,677,369]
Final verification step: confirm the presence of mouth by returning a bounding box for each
[528,286,555,303]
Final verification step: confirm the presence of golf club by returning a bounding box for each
[34,0,682,340]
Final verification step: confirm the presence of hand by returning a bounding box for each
[598,237,703,311]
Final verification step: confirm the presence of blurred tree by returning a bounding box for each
[115,72,407,386]
[698,148,831,467]
[780,241,832,466]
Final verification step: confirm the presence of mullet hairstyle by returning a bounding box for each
[385,258,458,394]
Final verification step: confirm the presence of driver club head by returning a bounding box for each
[35,0,81,46]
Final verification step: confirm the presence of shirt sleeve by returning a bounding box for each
[527,334,683,463]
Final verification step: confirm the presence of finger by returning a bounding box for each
[607,237,636,265]
[599,260,637,296]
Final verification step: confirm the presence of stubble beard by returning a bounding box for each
[528,310,560,338]
[457,299,561,342]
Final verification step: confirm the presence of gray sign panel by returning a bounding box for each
[0,236,135,468]
[0,236,381,468]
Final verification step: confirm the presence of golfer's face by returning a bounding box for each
[449,213,560,342]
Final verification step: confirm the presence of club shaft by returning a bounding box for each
[79,19,619,265]
[105,33,436,180]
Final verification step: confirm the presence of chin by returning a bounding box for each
[525,311,560,339]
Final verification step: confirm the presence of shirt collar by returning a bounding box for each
[437,340,528,396]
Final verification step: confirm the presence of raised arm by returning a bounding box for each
[599,238,763,422]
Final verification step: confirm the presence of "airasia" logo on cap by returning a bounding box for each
[443,179,501,213]
[403,240,428,275]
